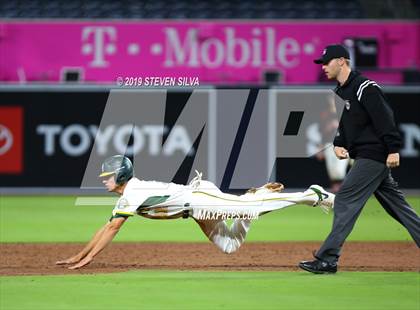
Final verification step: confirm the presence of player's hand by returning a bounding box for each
[386,153,400,168]
[68,256,93,270]
[334,146,349,159]
[56,256,80,265]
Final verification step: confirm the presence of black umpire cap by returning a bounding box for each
[314,44,350,65]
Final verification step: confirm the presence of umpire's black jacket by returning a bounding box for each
[333,70,401,163]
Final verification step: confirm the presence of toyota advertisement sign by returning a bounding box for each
[0,87,419,189]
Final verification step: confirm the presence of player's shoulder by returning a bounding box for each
[122,178,178,199]
[125,177,167,190]
[125,177,142,187]
[119,177,144,202]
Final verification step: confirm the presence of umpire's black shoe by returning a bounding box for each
[299,259,337,274]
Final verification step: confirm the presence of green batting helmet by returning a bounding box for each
[99,155,134,185]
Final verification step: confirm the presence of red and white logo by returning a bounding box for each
[0,125,13,155]
[0,107,23,174]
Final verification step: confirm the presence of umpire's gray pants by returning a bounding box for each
[316,158,420,263]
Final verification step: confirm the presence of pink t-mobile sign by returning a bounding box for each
[0,21,418,84]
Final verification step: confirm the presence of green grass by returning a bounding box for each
[1,197,419,310]
[1,271,419,310]
[0,196,419,242]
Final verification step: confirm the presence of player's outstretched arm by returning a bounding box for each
[55,222,109,265]
[67,217,126,270]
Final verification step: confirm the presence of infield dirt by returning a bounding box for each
[0,242,418,276]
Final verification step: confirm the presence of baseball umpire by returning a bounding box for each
[299,44,420,274]
[57,155,334,270]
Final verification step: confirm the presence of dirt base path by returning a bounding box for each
[1,242,418,275]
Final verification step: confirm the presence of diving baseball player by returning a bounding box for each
[57,155,334,270]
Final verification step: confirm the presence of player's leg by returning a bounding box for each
[190,179,334,217]
[242,185,335,214]
[196,178,319,207]
[193,174,331,208]
[194,218,251,254]
[374,172,420,247]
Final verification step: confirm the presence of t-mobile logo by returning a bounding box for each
[81,26,117,68]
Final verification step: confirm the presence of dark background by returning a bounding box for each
[0,88,418,189]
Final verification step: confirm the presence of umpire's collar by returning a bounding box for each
[335,70,360,91]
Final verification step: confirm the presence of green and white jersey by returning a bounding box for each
[111,176,331,222]
[112,177,189,219]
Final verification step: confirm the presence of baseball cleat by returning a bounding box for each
[309,185,335,214]
[299,259,337,274]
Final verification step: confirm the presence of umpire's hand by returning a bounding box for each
[386,153,400,168]
[334,146,349,160]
